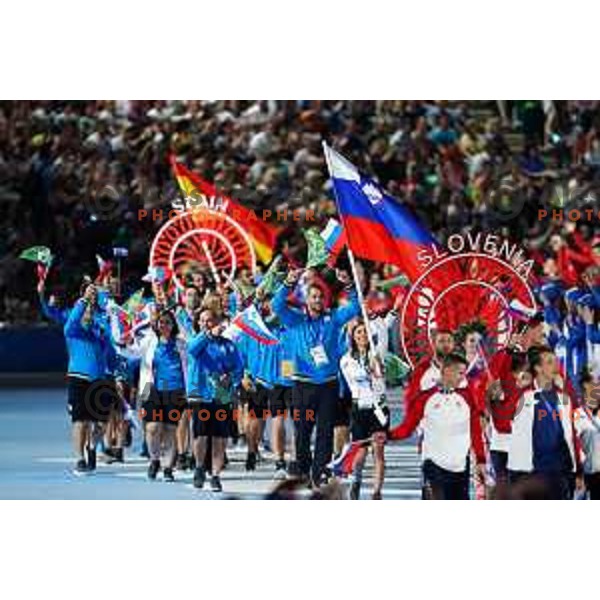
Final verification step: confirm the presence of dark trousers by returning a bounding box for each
[422,459,469,500]
[292,380,338,482]
[490,450,509,485]
[509,470,572,499]
[585,473,600,500]
[545,473,573,500]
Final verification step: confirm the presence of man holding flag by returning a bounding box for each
[272,267,359,486]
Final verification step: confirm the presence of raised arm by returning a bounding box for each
[332,288,360,327]
[38,290,66,325]
[271,281,304,328]
[175,307,195,340]
[64,299,91,338]
[187,330,210,357]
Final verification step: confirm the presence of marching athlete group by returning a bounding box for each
[38,257,600,500]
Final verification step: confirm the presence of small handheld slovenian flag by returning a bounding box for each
[230,304,279,346]
[142,266,172,284]
[328,440,368,478]
[320,218,346,266]
[95,254,113,284]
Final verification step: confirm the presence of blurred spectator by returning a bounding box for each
[2,100,600,325]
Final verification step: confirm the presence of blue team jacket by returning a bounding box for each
[271,283,360,384]
[39,294,70,325]
[236,322,292,389]
[186,332,243,402]
[64,300,106,381]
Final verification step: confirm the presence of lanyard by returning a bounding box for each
[306,316,324,348]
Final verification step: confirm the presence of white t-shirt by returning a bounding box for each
[340,352,385,409]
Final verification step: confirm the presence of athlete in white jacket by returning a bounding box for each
[340,320,389,500]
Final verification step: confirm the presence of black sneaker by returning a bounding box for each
[188,454,196,471]
[87,448,97,471]
[175,453,187,471]
[210,475,222,492]
[312,471,330,489]
[163,467,175,482]
[274,459,287,480]
[245,451,257,471]
[75,458,89,473]
[140,441,150,458]
[124,423,133,447]
[147,459,160,480]
[193,466,206,489]
[350,481,361,500]
[106,448,124,464]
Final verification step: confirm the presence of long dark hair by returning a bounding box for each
[154,310,179,340]
[349,320,370,361]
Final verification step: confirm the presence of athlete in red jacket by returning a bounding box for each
[403,329,456,412]
[390,353,486,500]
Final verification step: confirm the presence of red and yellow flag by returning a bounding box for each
[169,156,278,264]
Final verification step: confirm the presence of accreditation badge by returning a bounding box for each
[310,344,329,367]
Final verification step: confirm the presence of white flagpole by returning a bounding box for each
[322,141,377,359]
[201,240,221,285]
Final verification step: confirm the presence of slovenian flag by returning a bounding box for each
[323,143,437,282]
[229,304,279,346]
[328,440,368,478]
[95,254,113,284]
[320,218,346,266]
[142,265,172,284]
[107,300,133,343]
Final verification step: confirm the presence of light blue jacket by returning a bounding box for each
[186,333,243,402]
[271,283,360,384]
[64,300,106,381]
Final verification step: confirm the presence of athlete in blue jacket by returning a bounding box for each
[271,267,360,485]
[236,304,292,476]
[187,308,243,492]
[63,283,107,472]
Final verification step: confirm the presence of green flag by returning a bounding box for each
[122,288,145,315]
[385,353,410,387]
[19,246,53,265]
[256,255,285,297]
[375,274,410,291]
[303,228,329,269]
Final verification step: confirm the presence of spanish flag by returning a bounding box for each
[169,156,278,264]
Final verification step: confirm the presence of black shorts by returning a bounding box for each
[268,385,292,414]
[190,401,232,438]
[334,392,352,428]
[243,384,270,420]
[67,377,119,423]
[351,405,389,440]
[142,389,187,425]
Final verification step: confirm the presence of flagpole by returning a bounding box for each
[322,141,377,358]
[201,240,221,285]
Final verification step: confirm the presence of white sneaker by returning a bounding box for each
[274,467,287,481]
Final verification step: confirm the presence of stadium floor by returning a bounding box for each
[0,386,421,500]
